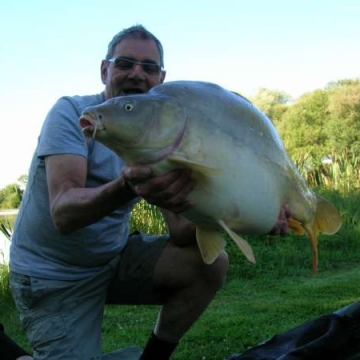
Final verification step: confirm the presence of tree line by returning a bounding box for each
[249,78,360,160]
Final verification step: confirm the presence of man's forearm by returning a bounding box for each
[51,177,137,234]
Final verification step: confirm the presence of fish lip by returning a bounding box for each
[79,112,105,138]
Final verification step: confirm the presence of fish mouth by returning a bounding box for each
[122,88,145,95]
[79,112,105,138]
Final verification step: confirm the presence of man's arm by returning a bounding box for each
[47,157,195,235]
[46,154,137,234]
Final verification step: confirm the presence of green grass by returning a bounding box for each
[1,188,360,359]
[3,266,360,359]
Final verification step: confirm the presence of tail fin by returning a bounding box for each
[288,194,342,276]
[314,194,342,235]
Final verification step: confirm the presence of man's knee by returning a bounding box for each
[154,242,228,291]
[179,246,228,293]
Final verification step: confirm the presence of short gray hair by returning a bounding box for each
[105,24,164,68]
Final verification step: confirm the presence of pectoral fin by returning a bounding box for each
[218,220,256,264]
[168,153,222,176]
[196,227,226,264]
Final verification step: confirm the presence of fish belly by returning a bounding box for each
[161,137,285,235]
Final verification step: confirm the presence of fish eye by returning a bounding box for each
[124,103,134,112]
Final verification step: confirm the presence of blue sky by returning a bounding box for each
[1,0,359,188]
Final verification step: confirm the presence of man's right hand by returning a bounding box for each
[122,165,195,214]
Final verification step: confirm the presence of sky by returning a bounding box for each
[0,0,359,189]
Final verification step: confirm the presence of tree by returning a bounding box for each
[325,79,360,156]
[277,90,330,158]
[0,183,23,209]
[17,174,28,191]
[250,88,292,123]
[325,78,360,91]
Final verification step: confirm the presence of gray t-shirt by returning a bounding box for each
[10,93,137,280]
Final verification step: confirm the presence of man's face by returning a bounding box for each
[101,38,166,99]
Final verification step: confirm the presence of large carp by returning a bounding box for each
[79,81,342,274]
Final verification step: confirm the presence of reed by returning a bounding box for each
[293,151,360,192]
[0,218,12,240]
[0,264,11,301]
[130,199,167,235]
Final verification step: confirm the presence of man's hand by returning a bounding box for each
[122,165,195,213]
[269,205,291,235]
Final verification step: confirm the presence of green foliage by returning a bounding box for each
[0,218,13,240]
[278,90,330,158]
[273,77,360,160]
[293,151,360,191]
[325,80,360,155]
[325,78,360,91]
[250,87,292,122]
[17,174,28,189]
[0,183,23,209]
[0,265,11,301]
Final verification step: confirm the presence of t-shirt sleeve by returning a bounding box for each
[37,96,88,159]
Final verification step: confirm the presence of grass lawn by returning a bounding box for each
[99,265,360,360]
[2,236,360,359]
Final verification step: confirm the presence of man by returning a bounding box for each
[9,25,228,360]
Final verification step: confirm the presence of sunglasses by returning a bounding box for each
[107,57,163,75]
